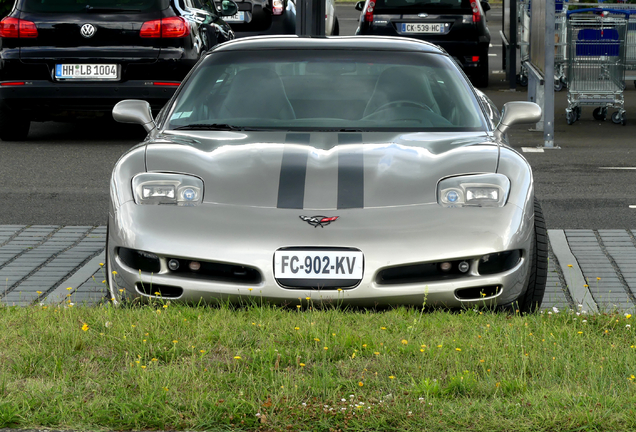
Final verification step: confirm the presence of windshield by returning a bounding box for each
[22,0,166,13]
[166,50,487,132]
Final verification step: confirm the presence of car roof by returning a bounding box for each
[211,35,446,54]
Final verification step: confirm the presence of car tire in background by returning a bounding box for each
[0,109,30,141]
[333,17,339,35]
[471,56,489,88]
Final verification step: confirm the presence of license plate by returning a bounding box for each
[224,11,245,22]
[274,250,363,280]
[55,64,119,80]
[401,23,443,34]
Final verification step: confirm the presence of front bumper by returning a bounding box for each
[108,200,534,308]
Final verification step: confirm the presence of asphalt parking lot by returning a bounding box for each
[0,4,635,312]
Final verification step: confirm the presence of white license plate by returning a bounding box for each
[274,250,363,280]
[401,23,443,34]
[224,11,245,22]
[55,64,118,80]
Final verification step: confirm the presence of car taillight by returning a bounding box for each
[273,0,284,15]
[364,1,375,23]
[0,17,38,38]
[471,0,481,22]
[140,17,190,38]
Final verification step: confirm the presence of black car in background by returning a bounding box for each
[0,0,237,140]
[354,0,490,87]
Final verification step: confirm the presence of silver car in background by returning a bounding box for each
[108,36,545,311]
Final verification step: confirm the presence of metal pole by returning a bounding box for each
[543,0,555,147]
[296,0,325,36]
[509,0,517,89]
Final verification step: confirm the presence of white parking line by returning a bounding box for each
[630,205,636,209]
[488,53,497,57]
[522,147,544,153]
[548,230,598,313]
[599,167,636,170]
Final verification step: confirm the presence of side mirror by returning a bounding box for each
[113,99,156,133]
[494,101,541,141]
[220,0,238,16]
[355,1,365,11]
[481,1,490,12]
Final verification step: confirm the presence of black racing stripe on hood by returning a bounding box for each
[277,133,310,209]
[337,133,364,209]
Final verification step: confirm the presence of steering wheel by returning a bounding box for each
[371,100,434,115]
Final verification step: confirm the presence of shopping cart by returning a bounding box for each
[517,0,568,90]
[565,8,630,125]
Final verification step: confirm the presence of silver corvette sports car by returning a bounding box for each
[108,36,546,311]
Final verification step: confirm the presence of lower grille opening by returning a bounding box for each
[136,283,184,299]
[376,259,472,285]
[455,285,501,300]
[118,248,161,273]
[478,250,522,275]
[277,278,360,290]
[166,258,262,284]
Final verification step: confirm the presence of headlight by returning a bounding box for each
[132,173,203,206]
[437,174,510,208]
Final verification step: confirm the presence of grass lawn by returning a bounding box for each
[1,297,635,431]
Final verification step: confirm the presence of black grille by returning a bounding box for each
[455,285,501,300]
[376,260,470,285]
[478,250,522,275]
[136,283,183,298]
[118,247,161,273]
[166,258,262,284]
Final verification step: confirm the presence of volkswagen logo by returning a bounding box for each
[80,24,96,38]
[418,13,428,17]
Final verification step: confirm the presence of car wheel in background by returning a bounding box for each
[333,17,339,35]
[0,109,30,141]
[471,56,489,88]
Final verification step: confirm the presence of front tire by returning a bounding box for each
[517,198,548,313]
[0,109,30,141]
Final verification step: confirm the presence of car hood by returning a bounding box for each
[145,131,499,209]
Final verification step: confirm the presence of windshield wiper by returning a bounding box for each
[173,123,265,131]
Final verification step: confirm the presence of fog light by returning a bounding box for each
[458,261,470,273]
[189,261,201,271]
[440,262,452,272]
[168,259,180,271]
